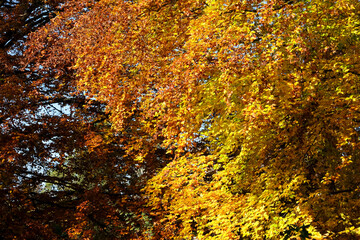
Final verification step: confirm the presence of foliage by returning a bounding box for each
[6,0,360,239]
[1,0,171,239]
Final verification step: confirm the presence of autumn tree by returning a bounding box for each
[26,0,360,239]
[1,0,173,239]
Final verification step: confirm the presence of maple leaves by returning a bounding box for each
[4,0,360,239]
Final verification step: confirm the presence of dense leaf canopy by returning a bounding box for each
[3,0,360,239]
[1,0,171,239]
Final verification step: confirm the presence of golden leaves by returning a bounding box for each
[46,0,360,238]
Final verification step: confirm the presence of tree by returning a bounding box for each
[1,0,172,239]
[27,0,360,239]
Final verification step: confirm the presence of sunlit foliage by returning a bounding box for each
[21,0,360,239]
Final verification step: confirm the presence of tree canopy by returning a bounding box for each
[1,0,171,238]
[3,0,360,239]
